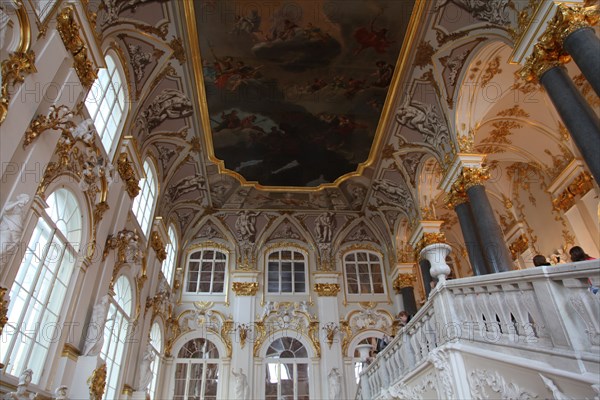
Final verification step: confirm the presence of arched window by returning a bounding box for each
[101,276,133,400]
[173,338,220,400]
[0,189,82,383]
[132,159,157,237]
[185,249,226,294]
[344,251,384,294]
[267,249,306,294]
[148,322,163,399]
[84,54,127,154]
[265,337,309,400]
[162,225,178,285]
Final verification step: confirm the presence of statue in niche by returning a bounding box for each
[82,295,111,356]
[137,345,155,391]
[0,193,29,262]
[315,212,335,243]
[328,368,342,400]
[232,368,249,400]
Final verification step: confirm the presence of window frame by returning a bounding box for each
[84,53,127,157]
[172,338,221,400]
[0,188,83,384]
[343,250,387,301]
[148,322,163,399]
[131,158,158,237]
[101,275,133,400]
[183,247,228,297]
[162,225,178,286]
[266,248,308,295]
[264,337,310,400]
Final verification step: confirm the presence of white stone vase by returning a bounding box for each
[356,343,373,362]
[420,243,452,284]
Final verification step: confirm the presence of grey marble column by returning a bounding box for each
[455,201,490,275]
[466,185,513,273]
[563,27,600,97]
[539,65,600,185]
[401,286,417,316]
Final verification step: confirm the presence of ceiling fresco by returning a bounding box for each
[192,0,416,187]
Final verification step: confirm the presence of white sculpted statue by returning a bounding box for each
[71,118,95,144]
[54,385,69,400]
[137,345,155,391]
[231,368,249,400]
[0,194,29,262]
[6,368,33,400]
[82,295,111,356]
[328,368,342,400]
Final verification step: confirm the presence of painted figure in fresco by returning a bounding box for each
[372,60,394,87]
[353,13,394,55]
[232,9,262,37]
[214,110,241,132]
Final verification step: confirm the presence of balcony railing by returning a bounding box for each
[356,260,600,399]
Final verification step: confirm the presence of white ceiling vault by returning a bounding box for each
[85,0,597,273]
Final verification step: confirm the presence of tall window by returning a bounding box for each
[185,249,226,294]
[267,250,306,294]
[101,276,133,400]
[162,225,178,285]
[265,337,309,400]
[85,54,126,153]
[148,323,163,399]
[132,159,157,237]
[1,189,82,383]
[344,251,384,294]
[173,338,220,400]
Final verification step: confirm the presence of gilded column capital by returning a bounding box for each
[314,283,340,297]
[1,50,37,125]
[555,4,599,42]
[150,230,167,262]
[519,4,598,83]
[445,184,469,209]
[393,274,416,292]
[117,152,141,198]
[232,282,259,296]
[461,165,490,190]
